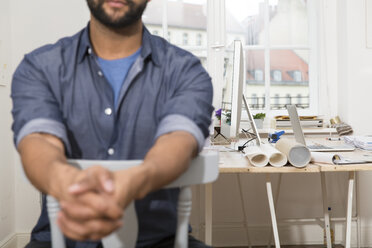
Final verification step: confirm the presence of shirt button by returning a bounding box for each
[98,71,103,77]
[108,148,115,155]
[104,108,112,116]
[88,48,92,54]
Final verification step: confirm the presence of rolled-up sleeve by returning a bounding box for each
[11,54,70,153]
[155,55,214,151]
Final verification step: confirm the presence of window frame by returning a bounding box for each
[241,0,319,116]
[144,0,319,116]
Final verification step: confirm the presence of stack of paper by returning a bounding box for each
[271,117,324,129]
[343,136,355,146]
[344,136,372,150]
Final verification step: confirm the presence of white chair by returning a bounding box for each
[47,151,219,248]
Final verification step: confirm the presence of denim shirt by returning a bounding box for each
[11,24,214,248]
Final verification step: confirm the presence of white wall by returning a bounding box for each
[8,0,90,238]
[337,0,372,245]
[0,0,15,245]
[337,0,372,135]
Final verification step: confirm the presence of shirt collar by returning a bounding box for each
[78,23,160,66]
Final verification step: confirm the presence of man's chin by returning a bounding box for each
[101,11,127,24]
[103,4,128,16]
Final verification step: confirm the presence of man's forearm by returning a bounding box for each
[132,131,199,200]
[18,133,78,198]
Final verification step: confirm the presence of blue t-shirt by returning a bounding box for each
[97,48,141,107]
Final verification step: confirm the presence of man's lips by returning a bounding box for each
[106,0,127,8]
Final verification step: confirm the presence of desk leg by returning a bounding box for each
[345,171,355,248]
[265,174,280,248]
[237,174,252,248]
[356,172,361,248]
[267,174,282,248]
[321,172,332,248]
[205,183,213,245]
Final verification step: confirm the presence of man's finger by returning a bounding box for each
[69,166,114,195]
[68,170,97,194]
[60,201,104,221]
[62,192,123,220]
[57,211,123,241]
[60,198,123,221]
[57,212,89,241]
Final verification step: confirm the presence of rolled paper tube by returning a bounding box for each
[261,143,288,167]
[275,138,311,168]
[311,152,340,164]
[243,145,269,167]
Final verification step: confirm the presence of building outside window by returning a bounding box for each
[142,0,207,63]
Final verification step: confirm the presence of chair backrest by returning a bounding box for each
[47,151,219,248]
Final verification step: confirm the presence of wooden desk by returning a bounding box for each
[205,145,372,248]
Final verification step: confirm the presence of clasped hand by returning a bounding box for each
[56,166,133,241]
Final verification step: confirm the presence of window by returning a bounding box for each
[274,94,279,105]
[286,94,291,105]
[254,69,264,81]
[226,0,317,114]
[196,33,202,46]
[153,30,159,35]
[251,93,258,106]
[272,70,282,82]
[297,93,302,104]
[142,0,317,114]
[293,70,302,82]
[182,33,189,45]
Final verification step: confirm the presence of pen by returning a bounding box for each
[327,137,341,141]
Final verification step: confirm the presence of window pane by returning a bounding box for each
[143,0,207,66]
[268,0,308,46]
[270,49,309,110]
[144,0,207,47]
[226,0,264,46]
[245,50,265,110]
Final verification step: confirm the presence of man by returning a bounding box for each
[11,0,214,247]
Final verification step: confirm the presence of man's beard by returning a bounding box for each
[86,0,148,29]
